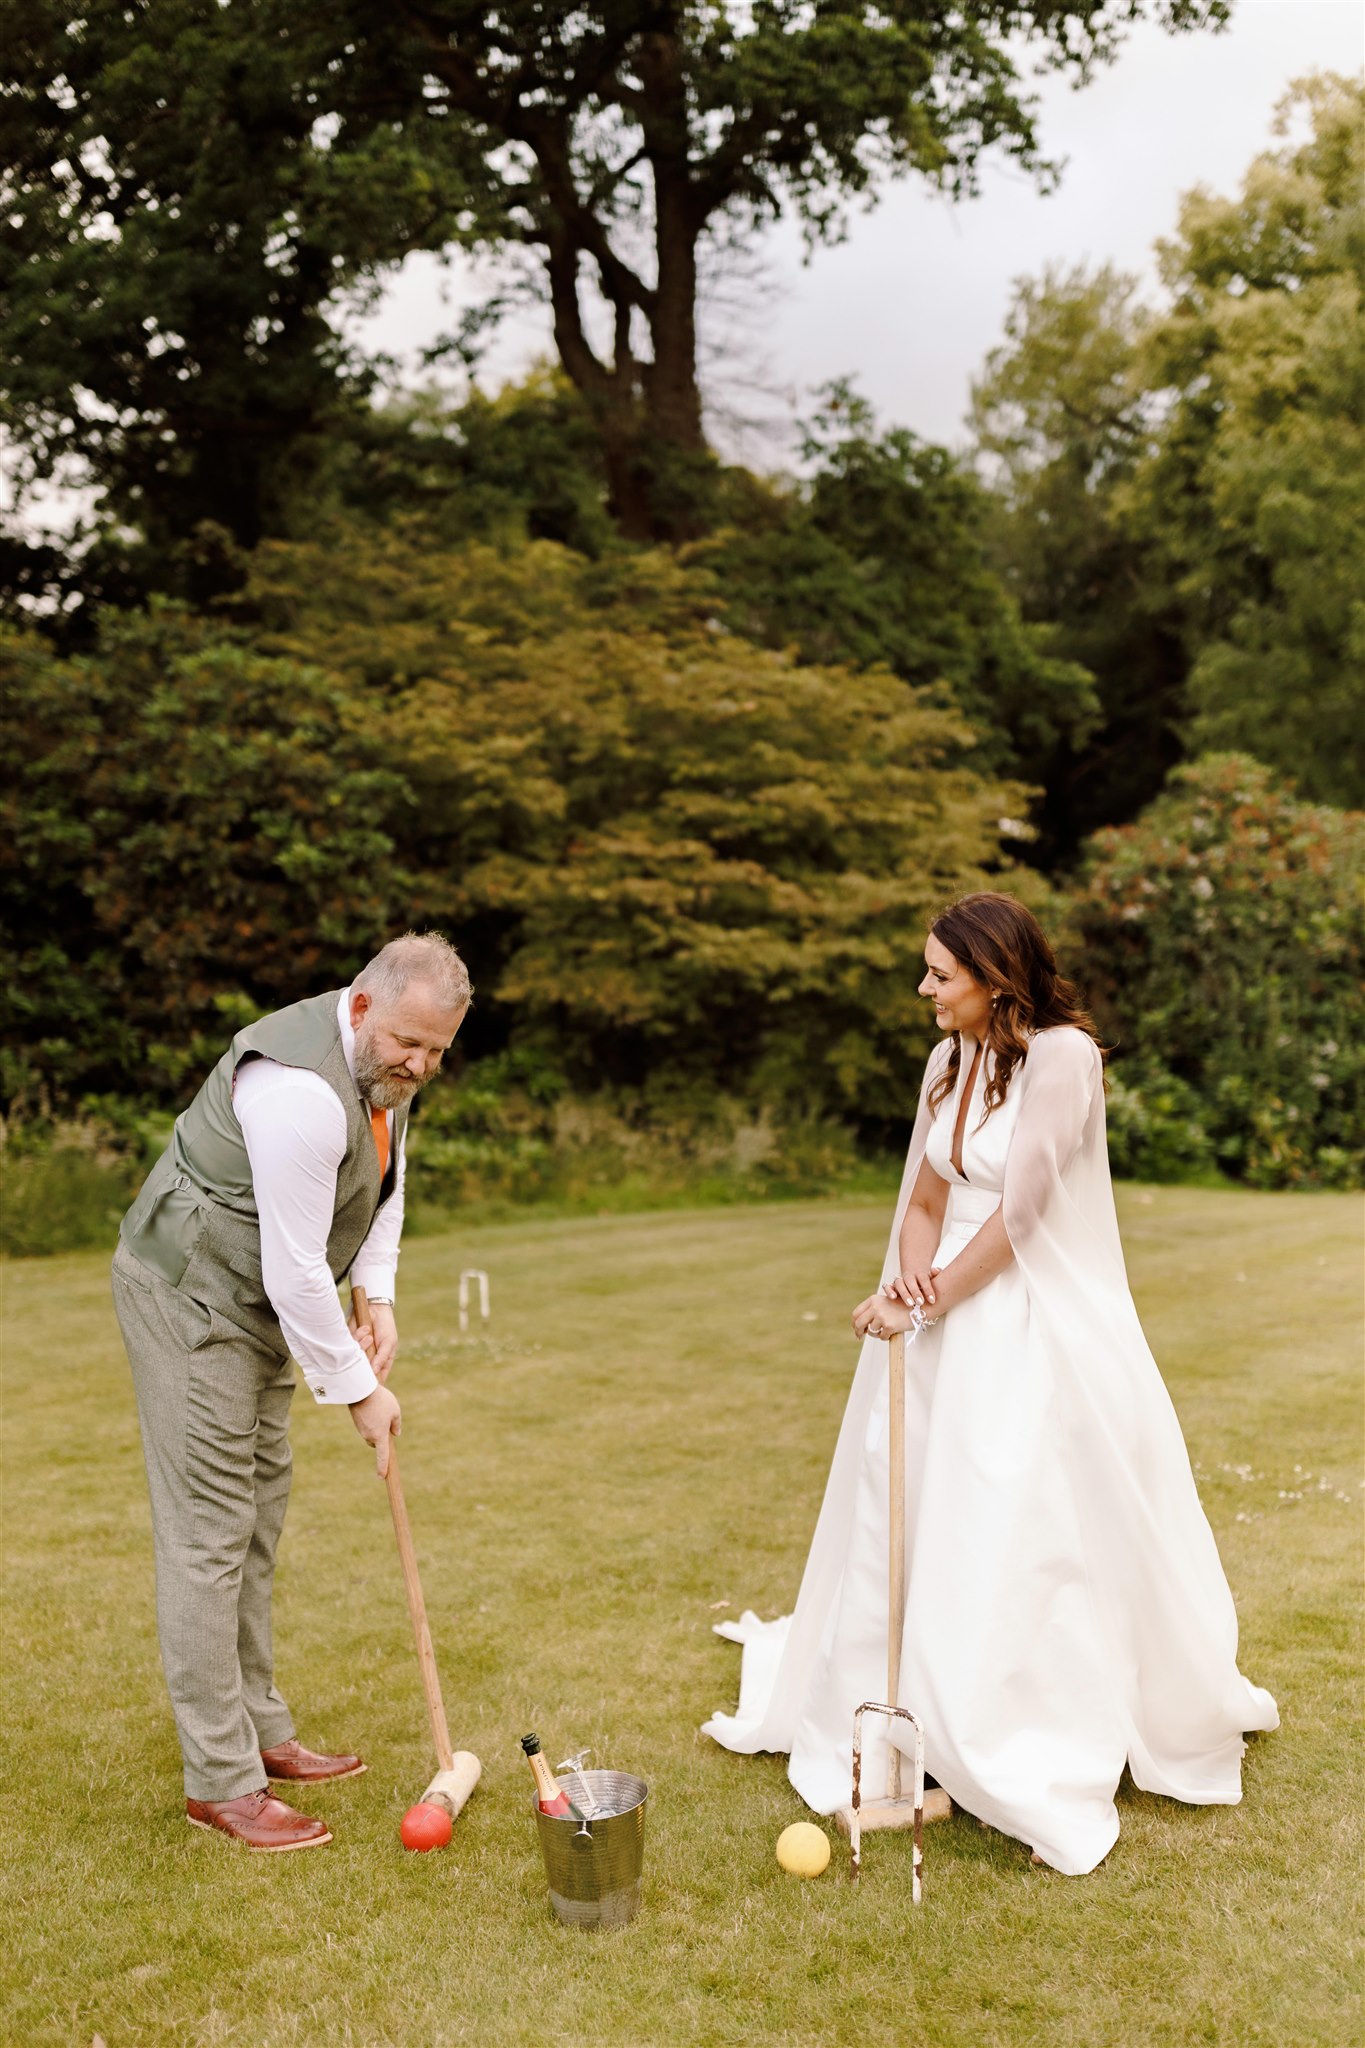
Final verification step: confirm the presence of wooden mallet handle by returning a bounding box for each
[886,1327,906,1803]
[353,1285,455,1774]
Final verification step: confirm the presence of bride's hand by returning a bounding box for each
[885,1267,941,1312]
[852,1293,914,1339]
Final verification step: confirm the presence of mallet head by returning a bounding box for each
[421,1751,482,1821]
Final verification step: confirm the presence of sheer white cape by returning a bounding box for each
[702,1028,1277,1860]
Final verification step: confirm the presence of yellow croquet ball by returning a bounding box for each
[775,1821,831,1878]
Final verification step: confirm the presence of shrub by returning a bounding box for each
[0,613,410,1112]
[247,526,1033,1127]
[0,1115,147,1257]
[1101,1062,1220,1185]
[1072,755,1364,1187]
[401,1059,878,1225]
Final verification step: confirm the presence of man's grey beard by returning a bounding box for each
[354,1028,424,1111]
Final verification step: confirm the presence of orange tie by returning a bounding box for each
[370,1105,390,1182]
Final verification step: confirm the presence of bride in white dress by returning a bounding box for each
[702,893,1277,1875]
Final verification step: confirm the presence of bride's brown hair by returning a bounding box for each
[925,892,1104,1120]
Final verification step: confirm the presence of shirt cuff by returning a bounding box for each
[350,1259,398,1302]
[304,1352,379,1407]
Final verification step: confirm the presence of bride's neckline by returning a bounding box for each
[950,1041,985,1182]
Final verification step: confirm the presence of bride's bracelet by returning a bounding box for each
[873,1287,939,1338]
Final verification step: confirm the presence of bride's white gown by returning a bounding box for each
[702,1027,1277,1875]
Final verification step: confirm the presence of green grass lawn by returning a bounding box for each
[2,1187,1361,2048]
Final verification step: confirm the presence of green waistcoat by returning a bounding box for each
[119,990,408,1349]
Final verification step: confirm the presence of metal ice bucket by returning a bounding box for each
[532,1768,649,1930]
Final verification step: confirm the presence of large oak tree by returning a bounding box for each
[2,0,1226,572]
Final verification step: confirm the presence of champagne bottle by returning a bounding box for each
[521,1733,581,1819]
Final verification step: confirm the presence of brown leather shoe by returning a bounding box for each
[186,1787,332,1851]
[260,1737,366,1783]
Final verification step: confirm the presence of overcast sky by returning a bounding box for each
[352,0,1362,463]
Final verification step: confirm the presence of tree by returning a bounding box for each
[969,265,1186,854]
[353,0,1227,538]
[704,383,1098,791]
[1138,74,1365,808]
[972,75,1365,835]
[2,0,1229,582]
[323,370,616,559]
[0,0,472,613]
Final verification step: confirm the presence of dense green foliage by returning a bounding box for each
[303,375,1096,791]
[251,528,1028,1119]
[329,375,618,560]
[1074,756,1364,1188]
[1146,76,1365,808]
[1,533,1029,1130]
[972,76,1365,844]
[0,610,407,1107]
[970,265,1184,854]
[0,516,1050,1251]
[702,387,1098,788]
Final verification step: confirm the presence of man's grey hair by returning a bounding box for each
[353,932,473,1014]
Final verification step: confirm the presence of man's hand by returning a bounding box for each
[349,1300,399,1383]
[349,1385,401,1477]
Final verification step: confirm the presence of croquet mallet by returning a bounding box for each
[836,1315,950,1874]
[353,1285,481,1825]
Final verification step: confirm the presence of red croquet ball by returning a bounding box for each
[400,1801,453,1852]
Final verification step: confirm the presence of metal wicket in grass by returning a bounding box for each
[850,1700,925,1899]
[458,1268,490,1333]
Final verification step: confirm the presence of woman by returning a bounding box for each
[702,893,1276,1874]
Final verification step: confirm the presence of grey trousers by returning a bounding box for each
[111,1242,297,1800]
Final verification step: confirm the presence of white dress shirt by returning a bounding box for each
[233,991,403,1406]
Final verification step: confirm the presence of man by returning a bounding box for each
[111,932,471,1850]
